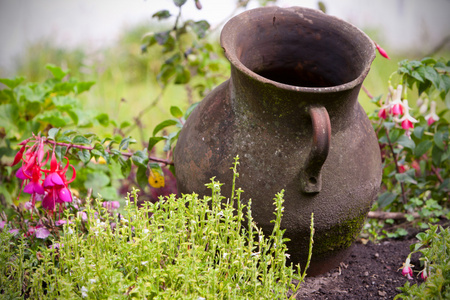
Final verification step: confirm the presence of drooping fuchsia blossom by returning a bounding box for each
[399,256,414,280]
[390,85,404,116]
[399,100,418,137]
[425,101,440,126]
[42,151,76,211]
[375,42,390,60]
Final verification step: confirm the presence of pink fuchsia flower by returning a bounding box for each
[399,100,418,136]
[23,165,45,195]
[375,43,390,60]
[102,201,120,211]
[390,85,404,116]
[378,106,388,120]
[0,220,5,230]
[425,101,439,126]
[42,152,76,211]
[399,256,414,280]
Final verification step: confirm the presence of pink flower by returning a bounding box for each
[420,269,428,280]
[35,226,51,239]
[425,101,439,126]
[402,265,413,280]
[42,152,76,211]
[0,221,5,230]
[375,43,390,60]
[399,256,414,280]
[55,219,73,226]
[378,107,388,119]
[390,85,404,116]
[399,100,418,137]
[103,201,120,211]
[9,228,19,236]
[23,165,44,195]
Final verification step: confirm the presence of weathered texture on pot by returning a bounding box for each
[174,6,382,276]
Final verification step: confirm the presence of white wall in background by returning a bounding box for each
[0,0,449,73]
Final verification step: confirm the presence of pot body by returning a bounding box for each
[174,6,381,276]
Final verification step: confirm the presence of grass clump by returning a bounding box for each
[0,158,313,299]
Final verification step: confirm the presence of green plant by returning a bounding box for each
[364,57,450,240]
[395,225,450,299]
[1,158,314,299]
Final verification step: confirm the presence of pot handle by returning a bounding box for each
[301,106,331,193]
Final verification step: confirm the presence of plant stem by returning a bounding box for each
[43,138,173,165]
[384,127,408,205]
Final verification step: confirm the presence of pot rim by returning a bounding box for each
[220,6,377,93]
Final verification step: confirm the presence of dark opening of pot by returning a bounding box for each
[256,67,334,88]
[222,7,375,89]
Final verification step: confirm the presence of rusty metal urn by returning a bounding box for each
[174,6,382,276]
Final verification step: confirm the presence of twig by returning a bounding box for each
[43,138,173,165]
[361,84,373,99]
[368,211,419,220]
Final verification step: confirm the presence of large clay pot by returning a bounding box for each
[174,6,381,276]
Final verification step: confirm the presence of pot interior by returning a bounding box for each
[225,7,374,88]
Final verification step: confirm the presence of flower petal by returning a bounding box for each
[35,227,51,239]
[58,187,73,203]
[42,193,56,210]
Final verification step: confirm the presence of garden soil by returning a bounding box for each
[290,224,444,300]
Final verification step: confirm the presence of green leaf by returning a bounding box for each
[119,136,136,150]
[173,0,187,7]
[34,111,68,127]
[119,121,131,129]
[170,106,183,118]
[397,135,415,150]
[152,9,171,20]
[77,149,91,164]
[434,131,446,150]
[75,81,95,94]
[45,64,70,80]
[94,143,110,164]
[153,119,178,136]
[155,31,171,45]
[148,137,166,151]
[432,145,444,166]
[395,172,417,184]
[85,171,110,192]
[163,131,179,152]
[157,64,176,84]
[0,76,25,89]
[174,66,191,84]
[131,150,149,167]
[98,186,117,200]
[136,165,148,188]
[414,140,433,157]
[66,110,79,125]
[423,66,440,89]
[118,156,131,177]
[190,20,210,38]
[413,126,425,140]
[95,113,109,127]
[377,192,397,208]
[421,57,436,65]
[53,81,77,94]
[184,102,199,119]
[48,128,60,140]
[52,96,77,110]
[72,135,90,145]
